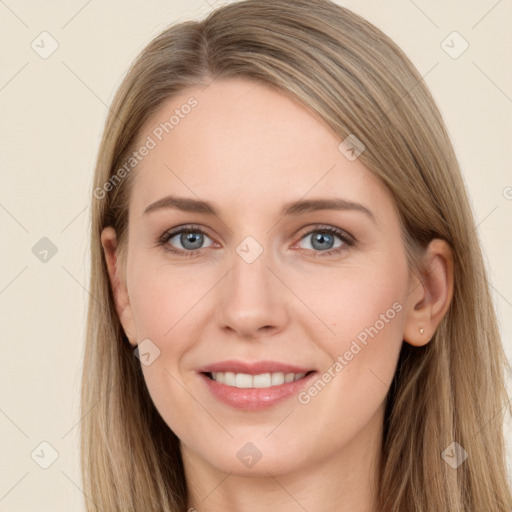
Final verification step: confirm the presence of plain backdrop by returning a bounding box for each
[1,0,511,510]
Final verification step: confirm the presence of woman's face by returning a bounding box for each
[106,78,417,476]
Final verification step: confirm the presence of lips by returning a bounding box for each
[197,359,314,375]
[197,360,317,410]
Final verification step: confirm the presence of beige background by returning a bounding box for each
[1,0,511,509]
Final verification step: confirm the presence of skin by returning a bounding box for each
[101,78,453,512]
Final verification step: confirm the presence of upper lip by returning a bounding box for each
[197,359,315,375]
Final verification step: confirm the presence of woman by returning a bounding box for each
[82,0,512,510]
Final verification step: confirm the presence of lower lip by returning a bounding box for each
[199,372,317,411]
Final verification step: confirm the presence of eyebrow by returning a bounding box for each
[143,195,376,223]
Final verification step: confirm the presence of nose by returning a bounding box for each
[216,249,290,339]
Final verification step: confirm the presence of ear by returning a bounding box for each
[403,238,454,347]
[100,226,137,346]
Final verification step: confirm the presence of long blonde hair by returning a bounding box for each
[82,0,512,510]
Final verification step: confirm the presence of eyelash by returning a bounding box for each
[156,224,355,259]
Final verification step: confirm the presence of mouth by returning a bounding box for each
[203,370,315,388]
[197,360,317,410]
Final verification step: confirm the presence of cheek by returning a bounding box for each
[128,256,211,343]
[294,262,407,432]
[296,260,407,393]
[299,259,407,347]
[126,257,216,397]
[127,265,205,432]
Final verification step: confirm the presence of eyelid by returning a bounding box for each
[294,224,355,245]
[159,223,211,238]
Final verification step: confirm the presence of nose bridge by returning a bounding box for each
[216,237,288,336]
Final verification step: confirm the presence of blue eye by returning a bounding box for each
[159,226,214,257]
[295,225,353,257]
[299,230,343,251]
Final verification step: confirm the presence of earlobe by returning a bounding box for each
[100,227,137,346]
[403,239,454,347]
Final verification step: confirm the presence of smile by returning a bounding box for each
[197,360,317,410]
[207,371,308,388]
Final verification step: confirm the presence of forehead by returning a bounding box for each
[129,78,392,219]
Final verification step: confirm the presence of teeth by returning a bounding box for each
[224,372,236,386]
[236,373,253,388]
[253,373,271,388]
[210,371,307,388]
[271,372,285,385]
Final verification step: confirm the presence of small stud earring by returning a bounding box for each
[419,327,425,334]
